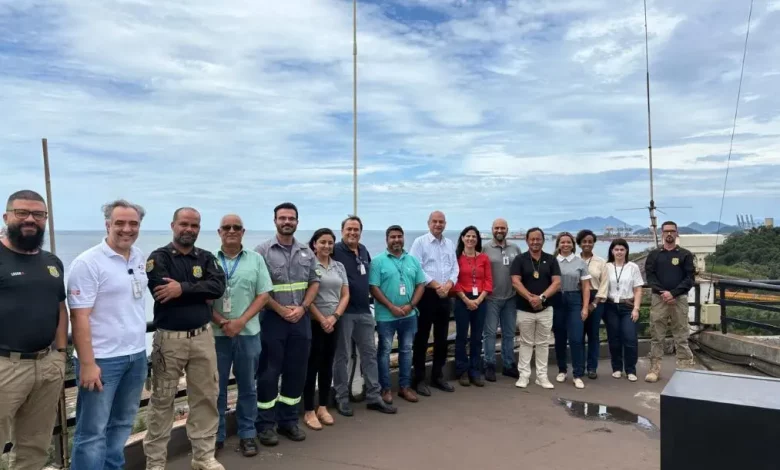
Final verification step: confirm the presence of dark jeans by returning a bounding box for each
[604,302,639,374]
[71,351,147,470]
[377,316,418,390]
[216,334,262,442]
[413,289,451,383]
[583,291,605,372]
[454,296,487,377]
[553,291,586,378]
[304,319,338,410]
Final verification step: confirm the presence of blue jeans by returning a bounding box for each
[553,291,586,378]
[377,316,417,390]
[454,297,488,378]
[604,302,639,374]
[216,334,262,442]
[483,297,517,368]
[71,351,148,470]
[583,292,605,372]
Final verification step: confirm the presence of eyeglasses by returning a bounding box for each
[7,209,48,221]
[221,224,243,232]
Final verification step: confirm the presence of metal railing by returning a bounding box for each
[717,279,780,335]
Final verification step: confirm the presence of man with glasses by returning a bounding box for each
[254,203,320,446]
[644,221,696,382]
[211,214,272,457]
[0,190,69,470]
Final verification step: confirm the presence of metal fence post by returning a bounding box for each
[719,283,728,335]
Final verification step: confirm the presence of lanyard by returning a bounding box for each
[614,264,626,288]
[219,252,243,281]
[391,258,406,282]
[466,255,478,287]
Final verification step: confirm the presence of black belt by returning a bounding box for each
[0,348,51,360]
[156,324,210,339]
[607,299,634,306]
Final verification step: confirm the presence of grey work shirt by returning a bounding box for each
[255,237,320,307]
[313,259,349,316]
[484,240,522,300]
[556,254,592,292]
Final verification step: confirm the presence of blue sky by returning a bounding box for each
[2,0,779,232]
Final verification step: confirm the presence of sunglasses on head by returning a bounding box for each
[221,224,243,232]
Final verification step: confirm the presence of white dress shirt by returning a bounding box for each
[409,232,459,285]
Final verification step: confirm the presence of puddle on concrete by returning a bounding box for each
[557,398,659,435]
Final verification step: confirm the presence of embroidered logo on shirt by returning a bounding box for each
[315,269,323,277]
[146,260,154,272]
[193,266,203,278]
[47,266,60,278]
[10,271,23,276]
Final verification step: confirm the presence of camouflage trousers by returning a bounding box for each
[649,294,693,362]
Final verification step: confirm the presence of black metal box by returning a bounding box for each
[661,369,780,470]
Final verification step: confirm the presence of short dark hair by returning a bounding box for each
[341,215,363,231]
[456,225,483,257]
[6,190,45,209]
[661,221,677,231]
[274,202,298,219]
[607,238,631,262]
[386,225,404,238]
[555,231,577,255]
[576,229,597,245]
[172,207,199,222]
[526,227,545,239]
[309,228,336,255]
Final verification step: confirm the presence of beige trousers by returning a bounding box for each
[650,294,692,361]
[516,307,553,381]
[0,351,65,470]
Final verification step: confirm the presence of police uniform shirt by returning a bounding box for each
[0,243,65,352]
[146,243,226,331]
[645,246,695,297]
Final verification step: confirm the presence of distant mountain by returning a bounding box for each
[546,216,643,234]
[687,222,741,234]
[634,226,701,235]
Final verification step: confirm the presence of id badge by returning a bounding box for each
[223,287,232,313]
[131,279,143,299]
[615,295,620,304]
[359,263,366,275]
[503,255,510,266]
[472,286,479,296]
[399,284,407,296]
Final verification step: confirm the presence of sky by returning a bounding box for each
[2,0,779,232]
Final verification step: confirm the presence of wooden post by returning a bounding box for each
[42,138,69,469]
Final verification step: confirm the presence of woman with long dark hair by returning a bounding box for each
[604,239,644,382]
[452,225,493,387]
[552,232,591,389]
[303,228,350,430]
[576,229,608,379]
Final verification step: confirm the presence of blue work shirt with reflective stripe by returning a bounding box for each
[255,237,320,313]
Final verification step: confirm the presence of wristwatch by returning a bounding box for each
[539,294,547,303]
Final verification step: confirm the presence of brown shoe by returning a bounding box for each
[316,407,334,426]
[398,387,418,403]
[381,389,394,404]
[645,360,661,383]
[304,411,322,431]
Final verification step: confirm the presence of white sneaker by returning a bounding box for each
[535,377,555,389]
[612,371,622,379]
[515,377,529,388]
[556,373,566,383]
[573,378,585,389]
[627,374,638,382]
[192,457,225,470]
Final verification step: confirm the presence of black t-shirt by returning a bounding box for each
[0,243,65,352]
[332,241,372,314]
[510,251,561,312]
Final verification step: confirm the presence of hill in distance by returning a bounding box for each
[687,221,742,234]
[546,216,642,234]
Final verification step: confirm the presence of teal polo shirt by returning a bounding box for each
[369,250,426,323]
[212,248,273,336]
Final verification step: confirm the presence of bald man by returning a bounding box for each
[409,211,459,395]
[482,219,522,381]
[211,214,273,457]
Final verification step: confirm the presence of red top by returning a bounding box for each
[453,252,493,295]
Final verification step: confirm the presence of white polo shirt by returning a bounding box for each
[67,239,148,359]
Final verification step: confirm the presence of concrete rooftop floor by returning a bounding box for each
[167,356,676,470]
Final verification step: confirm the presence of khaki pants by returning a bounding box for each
[650,294,692,361]
[144,326,219,467]
[516,307,553,381]
[0,351,65,470]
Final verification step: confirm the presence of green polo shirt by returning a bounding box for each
[369,250,426,323]
[212,248,273,336]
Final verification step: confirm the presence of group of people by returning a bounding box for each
[0,189,696,470]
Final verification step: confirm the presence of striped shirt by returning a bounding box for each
[556,254,591,292]
[409,232,459,286]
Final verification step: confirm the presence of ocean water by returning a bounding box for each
[49,230,651,353]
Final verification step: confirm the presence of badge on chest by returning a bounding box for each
[193,266,203,278]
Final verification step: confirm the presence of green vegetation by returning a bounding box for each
[707,226,780,279]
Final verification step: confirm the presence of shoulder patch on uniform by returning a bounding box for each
[193,266,203,278]
[146,260,154,272]
[47,266,60,278]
